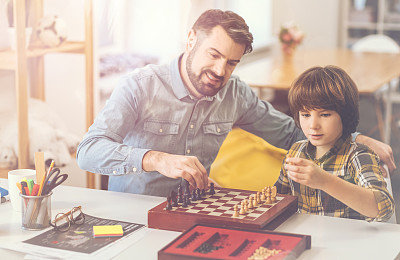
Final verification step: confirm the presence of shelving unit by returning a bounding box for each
[0,0,95,189]
[341,0,400,48]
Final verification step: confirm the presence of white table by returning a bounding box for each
[0,180,399,259]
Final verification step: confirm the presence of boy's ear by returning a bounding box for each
[186,29,197,51]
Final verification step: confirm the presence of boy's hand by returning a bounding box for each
[285,157,329,190]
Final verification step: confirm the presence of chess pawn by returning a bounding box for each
[261,189,266,201]
[233,205,239,218]
[253,195,259,207]
[239,202,246,214]
[265,195,272,204]
[256,192,261,204]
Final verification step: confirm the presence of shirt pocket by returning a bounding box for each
[201,122,232,161]
[143,120,179,150]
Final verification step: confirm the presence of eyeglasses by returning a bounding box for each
[50,206,85,232]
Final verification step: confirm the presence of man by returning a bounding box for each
[77,9,395,197]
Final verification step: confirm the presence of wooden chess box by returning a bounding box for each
[148,187,298,232]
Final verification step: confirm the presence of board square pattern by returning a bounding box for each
[170,189,283,221]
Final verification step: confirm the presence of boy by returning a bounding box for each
[275,65,394,221]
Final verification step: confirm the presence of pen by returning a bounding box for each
[31,184,39,196]
[27,179,34,195]
[38,160,54,197]
[21,181,27,195]
[16,182,22,193]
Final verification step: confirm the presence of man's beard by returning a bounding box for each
[186,46,225,97]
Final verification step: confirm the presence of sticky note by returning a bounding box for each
[93,225,124,238]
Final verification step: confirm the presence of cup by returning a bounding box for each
[8,169,36,212]
[20,192,52,230]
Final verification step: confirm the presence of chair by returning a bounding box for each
[352,34,400,145]
[352,34,400,53]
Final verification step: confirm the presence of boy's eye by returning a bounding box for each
[300,113,310,117]
[321,113,331,117]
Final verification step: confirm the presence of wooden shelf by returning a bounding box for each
[1,0,95,188]
[341,0,400,47]
[0,41,86,70]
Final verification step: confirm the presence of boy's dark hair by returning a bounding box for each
[289,65,359,137]
[192,9,253,54]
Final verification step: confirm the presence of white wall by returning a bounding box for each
[272,0,340,49]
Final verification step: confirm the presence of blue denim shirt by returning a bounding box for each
[76,56,304,196]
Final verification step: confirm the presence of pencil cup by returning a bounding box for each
[20,192,52,230]
[8,169,36,212]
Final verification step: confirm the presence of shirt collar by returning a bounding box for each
[170,54,215,102]
[305,134,351,162]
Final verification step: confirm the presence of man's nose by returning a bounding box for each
[212,60,226,77]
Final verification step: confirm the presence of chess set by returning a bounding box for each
[148,183,298,232]
[158,224,311,260]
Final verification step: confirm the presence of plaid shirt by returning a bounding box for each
[275,135,394,222]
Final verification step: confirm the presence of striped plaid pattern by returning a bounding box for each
[275,135,394,222]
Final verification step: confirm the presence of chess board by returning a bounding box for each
[148,187,298,232]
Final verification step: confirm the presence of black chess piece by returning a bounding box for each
[178,185,183,203]
[196,188,202,199]
[192,190,198,201]
[165,196,172,210]
[182,196,188,208]
[209,182,215,195]
[171,190,178,207]
[201,189,206,197]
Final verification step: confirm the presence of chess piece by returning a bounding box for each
[209,182,215,195]
[192,190,198,201]
[201,189,206,197]
[178,185,183,203]
[243,199,248,213]
[265,195,272,204]
[197,188,202,199]
[248,197,253,209]
[253,195,259,207]
[171,190,178,207]
[182,196,188,208]
[185,194,191,205]
[239,202,246,214]
[165,196,172,210]
[233,205,239,218]
[261,188,266,201]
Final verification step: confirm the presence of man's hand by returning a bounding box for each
[142,151,208,190]
[356,135,396,177]
[285,157,330,190]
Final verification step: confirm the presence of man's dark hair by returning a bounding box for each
[289,65,359,137]
[192,9,253,54]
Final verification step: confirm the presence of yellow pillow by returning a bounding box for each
[210,128,287,191]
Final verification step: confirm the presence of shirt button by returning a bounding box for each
[217,128,221,133]
[187,149,191,154]
[132,167,137,172]
[190,124,194,129]
[159,128,163,133]
[113,170,116,174]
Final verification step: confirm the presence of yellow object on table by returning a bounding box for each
[210,128,287,191]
